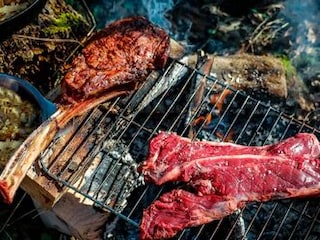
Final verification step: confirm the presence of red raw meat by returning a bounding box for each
[140,189,242,240]
[139,132,320,239]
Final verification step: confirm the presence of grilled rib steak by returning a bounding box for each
[0,17,170,204]
[139,132,320,239]
[61,16,170,103]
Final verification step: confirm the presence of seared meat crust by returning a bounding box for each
[61,16,170,103]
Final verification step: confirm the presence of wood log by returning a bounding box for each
[186,53,314,113]
[186,53,288,99]
[33,193,110,240]
[211,54,288,99]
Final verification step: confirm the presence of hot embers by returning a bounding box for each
[139,132,320,239]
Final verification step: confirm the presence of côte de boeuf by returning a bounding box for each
[60,16,170,104]
[0,16,170,204]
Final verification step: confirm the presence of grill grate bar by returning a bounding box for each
[108,59,191,145]
[262,112,283,145]
[124,67,196,144]
[256,202,279,240]
[65,98,124,186]
[181,75,220,138]
[271,201,294,240]
[126,185,150,219]
[242,203,264,238]
[191,225,206,240]
[209,218,225,240]
[288,201,310,239]
[207,90,240,140]
[224,95,251,142]
[234,100,261,144]
[279,115,294,141]
[303,204,320,240]
[56,108,106,180]
[53,98,122,185]
[224,210,246,240]
[39,158,139,227]
[45,107,96,173]
[0,192,27,232]
[247,106,272,146]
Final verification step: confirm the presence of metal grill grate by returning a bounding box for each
[39,59,320,239]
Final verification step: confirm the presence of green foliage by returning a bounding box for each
[276,55,296,76]
[43,12,84,35]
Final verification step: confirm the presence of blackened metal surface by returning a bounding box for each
[39,59,320,239]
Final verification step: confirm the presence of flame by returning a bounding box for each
[192,89,233,142]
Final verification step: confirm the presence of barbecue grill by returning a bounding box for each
[19,56,320,239]
[1,3,320,238]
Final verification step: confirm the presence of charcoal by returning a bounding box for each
[80,139,144,211]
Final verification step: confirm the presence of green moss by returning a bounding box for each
[43,12,84,35]
[276,55,296,76]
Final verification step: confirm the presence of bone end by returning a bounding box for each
[169,38,185,59]
[0,181,12,204]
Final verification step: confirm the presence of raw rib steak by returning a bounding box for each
[139,132,320,240]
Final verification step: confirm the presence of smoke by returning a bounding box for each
[277,0,320,81]
[141,0,174,31]
[284,1,319,48]
[100,0,174,33]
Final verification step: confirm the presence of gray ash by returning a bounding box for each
[78,139,144,239]
[81,139,144,212]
